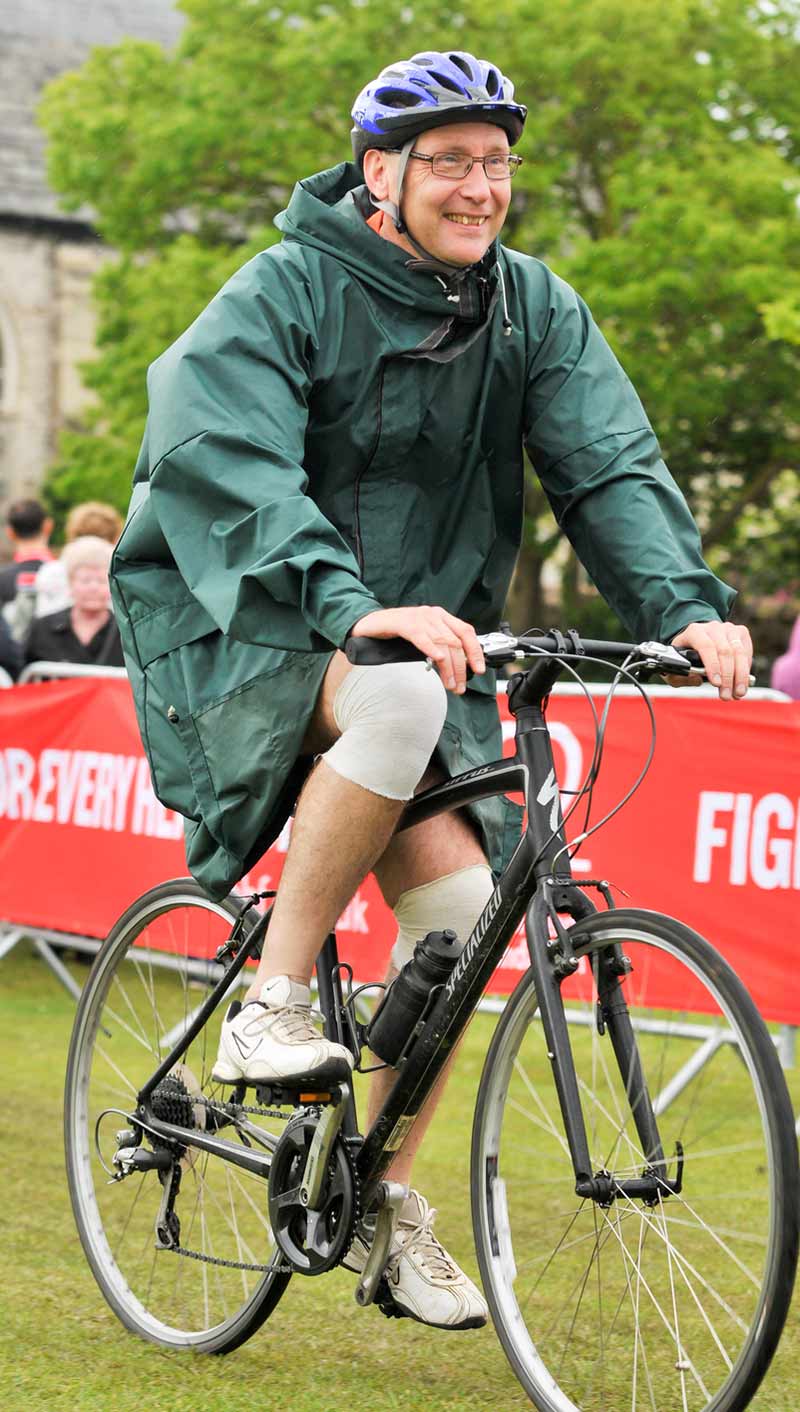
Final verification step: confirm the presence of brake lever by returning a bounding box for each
[638,641,700,674]
[478,631,519,653]
[637,641,755,685]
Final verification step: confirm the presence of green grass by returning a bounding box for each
[1,940,799,1412]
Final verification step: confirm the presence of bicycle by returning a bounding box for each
[64,629,800,1412]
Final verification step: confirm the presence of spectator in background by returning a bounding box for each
[1,499,55,642]
[35,500,124,618]
[771,617,800,699]
[0,497,54,602]
[23,536,124,668]
[0,613,22,681]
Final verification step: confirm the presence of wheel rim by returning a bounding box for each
[475,921,788,1412]
[66,890,286,1346]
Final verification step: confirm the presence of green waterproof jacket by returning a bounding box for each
[111,162,734,900]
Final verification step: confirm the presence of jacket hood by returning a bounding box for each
[275,162,501,320]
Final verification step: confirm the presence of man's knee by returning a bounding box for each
[390,864,494,970]
[323,662,447,800]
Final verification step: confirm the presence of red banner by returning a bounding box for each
[0,678,798,1021]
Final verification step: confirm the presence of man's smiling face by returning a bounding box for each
[365,121,512,266]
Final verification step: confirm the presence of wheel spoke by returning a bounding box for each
[473,912,797,1412]
[109,970,157,1052]
[600,1203,711,1402]
[65,886,290,1350]
[618,1196,750,1336]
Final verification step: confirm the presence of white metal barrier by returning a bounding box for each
[1,662,128,990]
[17,660,128,684]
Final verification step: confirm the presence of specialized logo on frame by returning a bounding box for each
[445,887,503,999]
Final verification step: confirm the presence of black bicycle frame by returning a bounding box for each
[138,657,673,1205]
[356,659,673,1206]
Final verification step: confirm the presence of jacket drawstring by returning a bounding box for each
[496,261,513,337]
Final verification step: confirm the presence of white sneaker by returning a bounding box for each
[212,975,353,1086]
[346,1190,488,1330]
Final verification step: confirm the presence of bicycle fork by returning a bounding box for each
[526,889,684,1208]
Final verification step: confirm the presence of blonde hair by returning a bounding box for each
[65,500,123,544]
[61,535,114,580]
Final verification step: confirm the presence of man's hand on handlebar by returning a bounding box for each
[670,621,753,700]
[349,607,485,694]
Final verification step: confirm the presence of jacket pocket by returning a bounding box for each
[139,655,203,825]
[190,672,289,857]
[142,654,286,858]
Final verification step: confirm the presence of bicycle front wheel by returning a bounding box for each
[64,879,291,1353]
[471,907,799,1412]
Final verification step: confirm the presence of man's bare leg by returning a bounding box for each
[352,797,491,1331]
[245,762,404,995]
[367,780,488,1185]
[365,965,461,1186]
[245,651,403,999]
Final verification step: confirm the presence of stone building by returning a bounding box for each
[0,0,183,505]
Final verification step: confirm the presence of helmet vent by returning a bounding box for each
[448,53,474,78]
[377,86,425,110]
[485,69,500,96]
[431,70,468,94]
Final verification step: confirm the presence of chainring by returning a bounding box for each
[268,1112,359,1275]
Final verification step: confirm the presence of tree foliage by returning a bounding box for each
[39,0,800,623]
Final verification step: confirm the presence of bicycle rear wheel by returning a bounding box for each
[64,878,291,1353]
[471,907,799,1412]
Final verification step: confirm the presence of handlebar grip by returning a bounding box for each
[344,636,428,667]
[680,647,704,671]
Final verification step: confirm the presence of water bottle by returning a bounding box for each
[365,928,464,1066]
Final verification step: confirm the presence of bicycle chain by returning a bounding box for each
[163,1244,292,1274]
[159,1095,297,1273]
[195,1095,296,1122]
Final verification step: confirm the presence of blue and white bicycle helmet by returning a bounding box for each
[351,50,527,167]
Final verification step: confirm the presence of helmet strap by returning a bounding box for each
[368,137,497,285]
[369,138,415,233]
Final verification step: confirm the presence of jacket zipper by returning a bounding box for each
[352,360,386,575]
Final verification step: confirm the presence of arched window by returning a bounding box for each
[0,303,19,415]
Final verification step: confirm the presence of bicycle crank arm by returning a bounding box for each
[299,1084,350,1210]
[354,1181,408,1307]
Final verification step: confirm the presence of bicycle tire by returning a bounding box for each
[471,907,799,1412]
[64,878,292,1353]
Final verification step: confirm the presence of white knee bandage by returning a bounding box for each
[324,662,447,800]
[390,864,495,972]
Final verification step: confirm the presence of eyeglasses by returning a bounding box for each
[386,150,523,181]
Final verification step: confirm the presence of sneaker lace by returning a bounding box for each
[269,1003,321,1045]
[388,1204,458,1282]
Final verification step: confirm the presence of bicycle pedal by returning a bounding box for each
[373,1279,412,1321]
[254,1082,341,1108]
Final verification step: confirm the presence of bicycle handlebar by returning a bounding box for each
[345,629,708,677]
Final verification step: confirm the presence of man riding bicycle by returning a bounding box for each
[111,49,752,1332]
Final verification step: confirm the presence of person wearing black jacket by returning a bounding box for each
[0,498,53,605]
[23,535,123,669]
